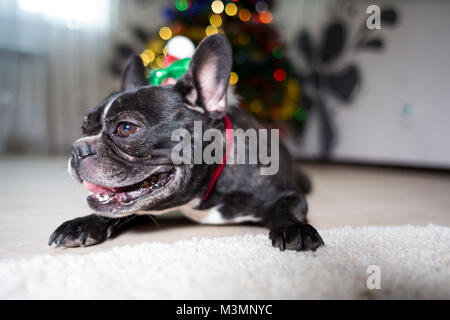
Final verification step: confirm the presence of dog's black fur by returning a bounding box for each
[49,34,324,251]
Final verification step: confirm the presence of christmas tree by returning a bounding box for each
[114,0,306,128]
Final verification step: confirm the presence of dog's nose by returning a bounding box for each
[74,142,95,159]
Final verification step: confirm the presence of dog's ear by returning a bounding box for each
[121,55,148,91]
[175,34,232,118]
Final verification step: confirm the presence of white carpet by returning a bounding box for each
[1,225,449,299]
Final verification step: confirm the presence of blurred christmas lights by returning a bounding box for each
[174,0,190,12]
[255,1,268,13]
[205,25,218,36]
[272,45,284,59]
[274,68,286,82]
[250,99,263,113]
[229,71,239,85]
[225,3,238,16]
[140,49,155,67]
[159,26,172,40]
[211,1,224,14]
[259,11,272,24]
[239,8,251,22]
[209,14,222,27]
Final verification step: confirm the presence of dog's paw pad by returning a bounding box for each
[49,215,110,248]
[269,223,324,252]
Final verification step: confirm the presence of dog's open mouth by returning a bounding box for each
[83,166,175,207]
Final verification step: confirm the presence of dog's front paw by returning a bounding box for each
[49,214,113,248]
[269,222,324,251]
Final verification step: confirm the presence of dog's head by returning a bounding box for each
[69,34,232,217]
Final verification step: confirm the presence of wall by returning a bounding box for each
[276,0,450,168]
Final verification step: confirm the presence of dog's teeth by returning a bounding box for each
[120,193,133,202]
[96,194,110,202]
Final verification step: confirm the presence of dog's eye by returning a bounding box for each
[117,122,139,137]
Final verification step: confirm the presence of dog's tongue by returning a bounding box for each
[83,181,118,195]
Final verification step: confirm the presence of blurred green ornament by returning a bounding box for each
[147,58,191,85]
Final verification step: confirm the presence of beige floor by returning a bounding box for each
[1,156,449,259]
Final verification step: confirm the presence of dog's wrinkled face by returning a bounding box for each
[69,34,232,217]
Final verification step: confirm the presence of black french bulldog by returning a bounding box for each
[49,34,324,251]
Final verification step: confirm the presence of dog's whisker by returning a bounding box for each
[114,215,137,229]
[146,214,161,229]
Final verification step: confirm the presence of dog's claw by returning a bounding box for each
[56,233,65,247]
[48,232,57,246]
[315,232,325,246]
[297,237,304,251]
[277,234,285,251]
[305,236,313,250]
[78,232,88,246]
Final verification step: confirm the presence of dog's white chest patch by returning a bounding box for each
[179,199,225,224]
[143,199,262,225]
[178,199,261,225]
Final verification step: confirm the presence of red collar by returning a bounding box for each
[202,114,233,202]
